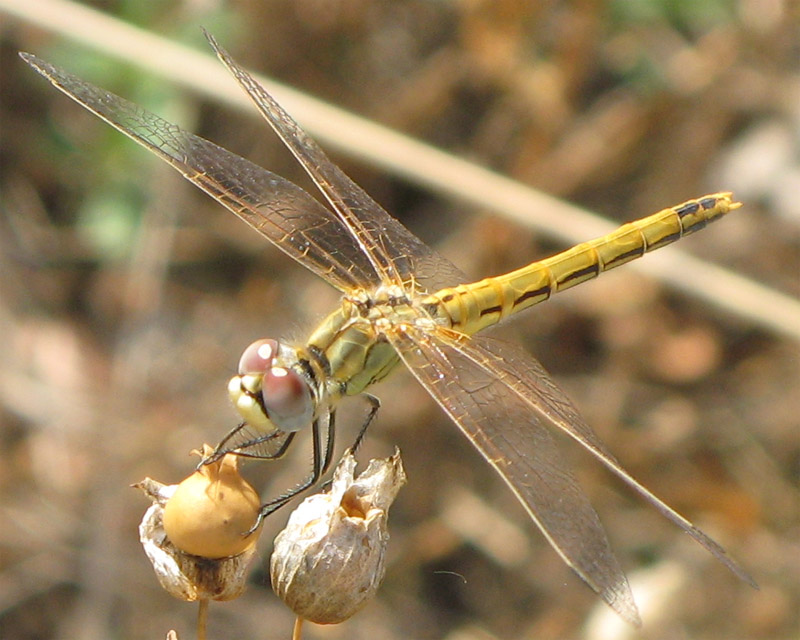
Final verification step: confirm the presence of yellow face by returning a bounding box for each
[228,373,275,435]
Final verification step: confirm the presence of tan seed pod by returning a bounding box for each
[163,446,262,559]
[270,449,406,624]
[135,473,257,602]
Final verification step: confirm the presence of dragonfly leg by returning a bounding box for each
[318,394,380,493]
[251,412,331,529]
[314,393,383,494]
[201,422,295,467]
[227,431,296,460]
[350,393,381,455]
[204,421,248,462]
[321,409,336,475]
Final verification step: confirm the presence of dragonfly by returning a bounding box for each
[21,31,755,625]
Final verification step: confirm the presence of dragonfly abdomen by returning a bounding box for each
[429,193,740,335]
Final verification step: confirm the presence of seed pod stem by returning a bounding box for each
[197,599,208,640]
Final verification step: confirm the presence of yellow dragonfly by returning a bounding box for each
[21,32,754,625]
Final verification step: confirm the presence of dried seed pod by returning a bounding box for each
[163,446,261,559]
[270,449,406,624]
[136,477,257,601]
[134,446,262,602]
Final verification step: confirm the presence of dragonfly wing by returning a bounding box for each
[205,32,467,293]
[21,53,381,293]
[388,325,641,626]
[402,327,756,588]
[469,334,756,587]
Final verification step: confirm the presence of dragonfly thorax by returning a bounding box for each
[229,338,315,434]
[345,284,413,314]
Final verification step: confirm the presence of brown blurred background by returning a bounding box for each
[1,1,799,639]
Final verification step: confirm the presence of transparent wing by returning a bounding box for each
[21,53,380,292]
[204,32,467,294]
[390,325,757,620]
[455,333,755,586]
[387,325,641,626]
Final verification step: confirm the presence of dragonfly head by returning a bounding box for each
[228,339,314,434]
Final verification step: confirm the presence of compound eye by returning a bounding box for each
[238,339,279,375]
[262,366,313,432]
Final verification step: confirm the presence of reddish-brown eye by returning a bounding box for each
[262,366,313,432]
[238,339,279,375]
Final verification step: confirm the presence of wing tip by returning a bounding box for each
[19,51,41,72]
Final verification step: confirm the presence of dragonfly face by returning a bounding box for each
[20,31,754,626]
[230,338,315,434]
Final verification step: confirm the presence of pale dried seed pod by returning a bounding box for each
[270,449,406,624]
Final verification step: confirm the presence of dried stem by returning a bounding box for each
[197,600,208,640]
[292,617,303,640]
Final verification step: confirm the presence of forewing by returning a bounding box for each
[21,52,379,292]
[205,32,467,294]
[388,325,641,626]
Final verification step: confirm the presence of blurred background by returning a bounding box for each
[1,1,799,638]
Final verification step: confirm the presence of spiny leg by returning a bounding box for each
[318,394,381,493]
[248,394,380,529]
[206,420,249,460]
[201,421,295,466]
[321,409,336,475]
[351,393,381,454]
[226,431,296,461]
[252,410,334,529]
